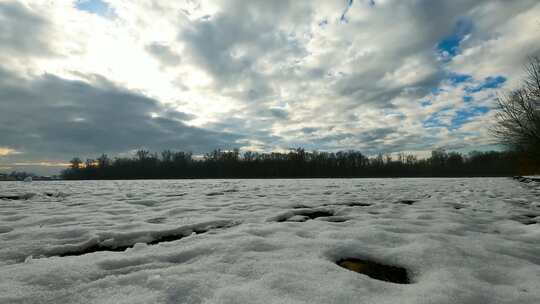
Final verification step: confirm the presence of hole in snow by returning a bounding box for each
[223,189,239,193]
[275,209,335,222]
[146,217,167,224]
[44,192,69,199]
[0,193,35,200]
[164,193,187,197]
[0,226,13,234]
[336,258,411,284]
[270,208,336,222]
[396,200,416,205]
[301,210,334,219]
[451,203,466,210]
[511,214,538,225]
[344,202,372,207]
[321,216,349,223]
[205,191,224,196]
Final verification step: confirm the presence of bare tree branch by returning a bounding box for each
[490,57,540,156]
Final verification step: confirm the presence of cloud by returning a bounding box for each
[0,67,242,163]
[179,0,310,97]
[0,1,54,57]
[145,43,181,67]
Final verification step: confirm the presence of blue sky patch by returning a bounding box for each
[448,73,472,85]
[75,0,115,18]
[423,104,489,130]
[423,114,443,128]
[450,106,489,129]
[437,18,473,60]
[466,75,506,93]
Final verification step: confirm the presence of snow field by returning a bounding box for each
[0,178,539,303]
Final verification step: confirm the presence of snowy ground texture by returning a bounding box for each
[1,178,540,304]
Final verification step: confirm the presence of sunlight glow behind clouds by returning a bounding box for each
[0,148,20,157]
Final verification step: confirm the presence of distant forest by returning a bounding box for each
[60,148,532,180]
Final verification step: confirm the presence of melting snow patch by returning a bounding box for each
[396,199,417,205]
[320,216,350,222]
[514,176,540,183]
[511,214,538,225]
[343,202,372,207]
[336,257,411,284]
[0,193,35,200]
[146,217,167,224]
[44,191,69,198]
[206,191,225,196]
[271,208,335,222]
[0,226,13,234]
[44,220,238,258]
[223,189,239,193]
[126,199,159,206]
[450,203,467,210]
[164,193,187,197]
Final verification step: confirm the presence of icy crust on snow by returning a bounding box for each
[0,178,539,303]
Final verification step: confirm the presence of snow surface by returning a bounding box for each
[0,178,539,303]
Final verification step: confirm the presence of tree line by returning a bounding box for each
[61,148,522,180]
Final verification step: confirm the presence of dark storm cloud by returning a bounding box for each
[0,1,53,56]
[0,68,241,161]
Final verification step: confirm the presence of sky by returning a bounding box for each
[1,0,540,175]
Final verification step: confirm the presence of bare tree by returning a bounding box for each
[69,157,82,169]
[135,149,150,161]
[491,56,540,156]
[96,154,110,168]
